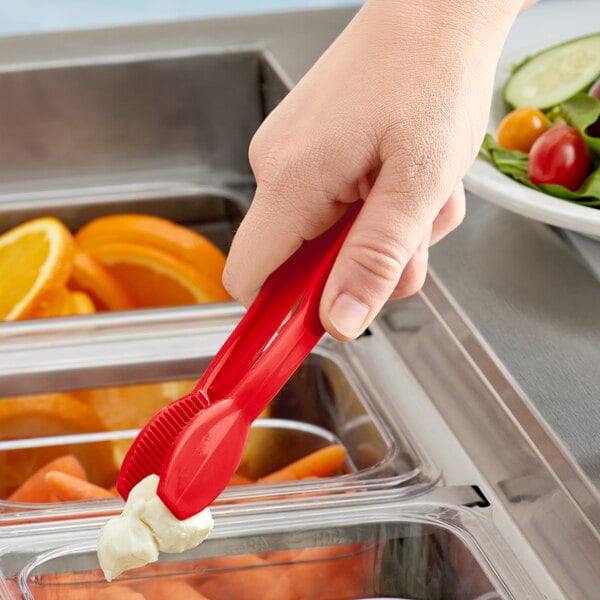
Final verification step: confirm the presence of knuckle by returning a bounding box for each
[347,234,411,295]
[248,129,267,171]
[391,275,425,300]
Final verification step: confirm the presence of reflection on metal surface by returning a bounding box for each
[375,272,600,599]
[0,49,286,209]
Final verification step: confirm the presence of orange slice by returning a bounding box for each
[0,393,117,497]
[28,286,71,318]
[68,290,96,315]
[75,214,230,293]
[68,250,135,311]
[87,242,231,307]
[0,217,75,320]
[72,379,197,465]
[72,379,197,431]
[28,288,96,318]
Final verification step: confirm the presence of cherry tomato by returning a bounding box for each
[528,125,590,191]
[497,107,549,152]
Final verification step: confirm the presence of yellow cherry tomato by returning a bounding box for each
[497,107,549,152]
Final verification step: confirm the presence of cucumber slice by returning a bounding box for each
[503,33,600,110]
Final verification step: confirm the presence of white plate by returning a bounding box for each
[464,21,600,240]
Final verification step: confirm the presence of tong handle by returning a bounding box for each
[155,202,362,518]
[195,201,362,403]
[230,201,362,421]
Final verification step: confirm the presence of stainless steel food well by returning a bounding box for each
[0,47,290,231]
[0,501,541,600]
[0,46,291,333]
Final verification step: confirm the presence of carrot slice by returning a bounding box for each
[44,471,117,501]
[140,580,210,600]
[199,554,293,600]
[283,543,375,600]
[0,393,116,497]
[96,584,146,600]
[7,454,87,503]
[257,444,347,483]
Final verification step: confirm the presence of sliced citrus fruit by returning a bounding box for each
[87,242,231,307]
[28,286,71,318]
[28,288,97,318]
[72,379,197,431]
[28,288,96,318]
[68,290,96,315]
[0,393,117,497]
[75,214,230,294]
[72,379,197,465]
[0,217,75,321]
[68,250,135,311]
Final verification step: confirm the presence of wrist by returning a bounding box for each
[362,0,524,51]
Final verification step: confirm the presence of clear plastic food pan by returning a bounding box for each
[0,502,541,599]
[0,325,438,524]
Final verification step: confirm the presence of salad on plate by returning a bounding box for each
[480,32,600,208]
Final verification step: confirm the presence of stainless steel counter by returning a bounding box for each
[431,193,600,488]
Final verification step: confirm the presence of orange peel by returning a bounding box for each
[75,214,229,294]
[69,250,136,311]
[87,241,231,307]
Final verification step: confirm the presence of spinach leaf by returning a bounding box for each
[479,134,532,187]
[560,93,600,155]
[539,169,600,206]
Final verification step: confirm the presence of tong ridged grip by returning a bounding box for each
[117,391,209,498]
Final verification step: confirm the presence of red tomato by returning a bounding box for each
[527,125,590,191]
[497,107,549,152]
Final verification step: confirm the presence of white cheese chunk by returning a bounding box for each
[97,474,214,581]
[97,516,158,581]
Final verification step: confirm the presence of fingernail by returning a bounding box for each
[329,293,370,338]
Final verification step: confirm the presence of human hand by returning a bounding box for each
[223,0,531,340]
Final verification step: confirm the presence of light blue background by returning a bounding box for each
[0,1,358,36]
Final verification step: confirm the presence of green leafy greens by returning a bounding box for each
[560,93,600,155]
[481,93,600,206]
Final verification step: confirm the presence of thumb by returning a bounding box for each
[320,161,440,340]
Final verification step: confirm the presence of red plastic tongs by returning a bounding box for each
[117,200,362,519]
